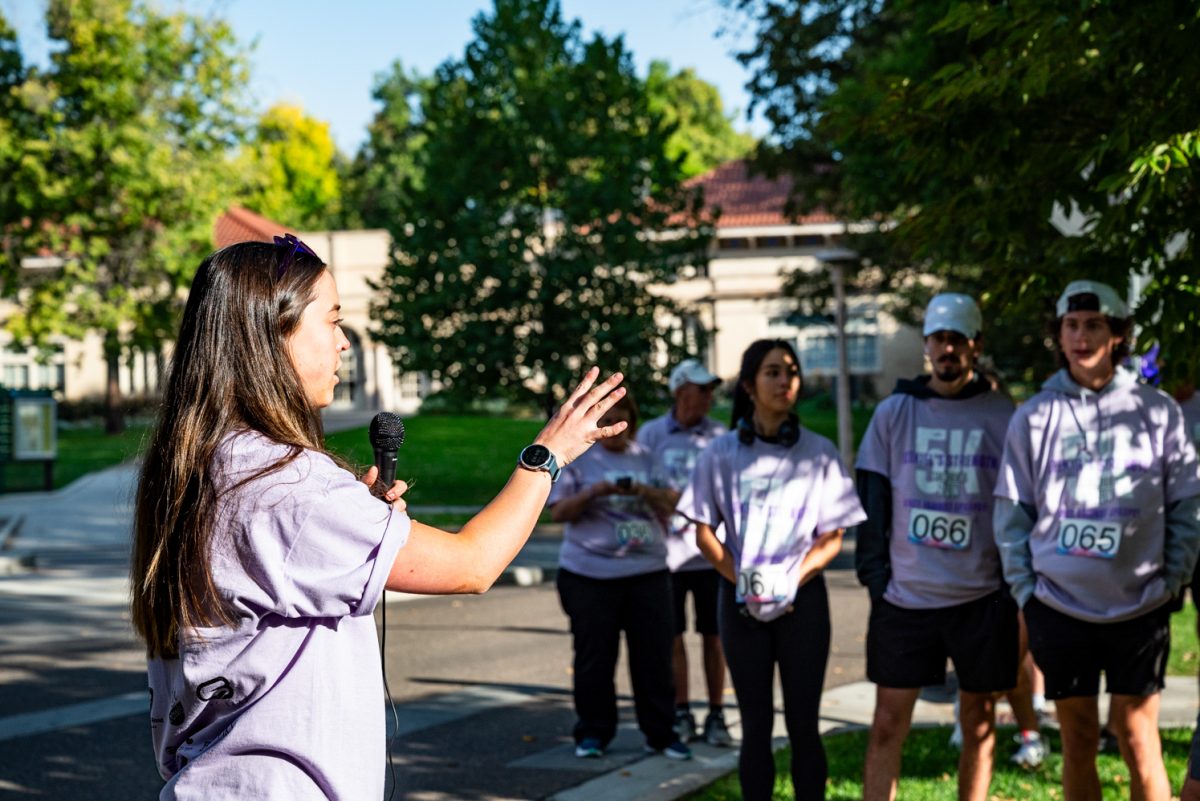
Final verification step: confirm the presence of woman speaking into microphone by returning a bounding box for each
[129,236,626,801]
[677,339,865,801]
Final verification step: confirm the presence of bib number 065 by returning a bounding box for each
[907,508,971,550]
[1057,518,1121,559]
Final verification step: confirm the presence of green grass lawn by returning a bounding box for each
[1171,602,1200,676]
[324,415,545,508]
[689,726,1196,801]
[2,422,151,491]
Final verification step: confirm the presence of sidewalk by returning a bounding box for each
[2,462,1198,801]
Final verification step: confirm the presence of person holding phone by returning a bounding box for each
[676,339,866,801]
[549,391,691,760]
[130,237,627,801]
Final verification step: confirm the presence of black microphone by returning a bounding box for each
[368,412,406,493]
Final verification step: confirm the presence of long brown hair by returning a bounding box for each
[131,240,329,658]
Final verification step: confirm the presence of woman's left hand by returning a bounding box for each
[534,367,627,466]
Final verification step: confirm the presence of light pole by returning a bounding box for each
[814,247,859,468]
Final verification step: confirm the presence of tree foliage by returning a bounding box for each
[374,0,713,414]
[645,60,756,179]
[0,0,248,431]
[338,61,430,230]
[728,0,1200,385]
[238,102,342,230]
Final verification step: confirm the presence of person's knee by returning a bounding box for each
[870,698,915,744]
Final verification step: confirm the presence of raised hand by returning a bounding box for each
[535,368,626,466]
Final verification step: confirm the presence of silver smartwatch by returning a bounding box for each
[518,444,561,483]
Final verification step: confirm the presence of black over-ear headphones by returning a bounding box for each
[736,414,800,447]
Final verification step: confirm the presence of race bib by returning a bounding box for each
[615,520,655,548]
[736,563,792,604]
[907,508,971,550]
[1056,517,1122,559]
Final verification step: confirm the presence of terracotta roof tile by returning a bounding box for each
[214,206,292,249]
[687,160,837,228]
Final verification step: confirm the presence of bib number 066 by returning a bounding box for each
[1057,518,1121,559]
[907,508,971,550]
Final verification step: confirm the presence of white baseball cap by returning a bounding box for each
[669,359,720,393]
[923,293,982,339]
[1056,279,1129,318]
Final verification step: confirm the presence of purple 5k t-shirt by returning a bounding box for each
[637,412,727,572]
[147,431,410,801]
[996,369,1200,622]
[856,389,1014,609]
[548,441,669,579]
[677,428,866,621]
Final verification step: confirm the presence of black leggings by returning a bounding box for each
[719,575,830,801]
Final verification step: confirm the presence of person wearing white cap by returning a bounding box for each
[637,358,732,746]
[995,279,1200,801]
[858,293,1031,801]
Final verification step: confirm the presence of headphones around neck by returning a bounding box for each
[736,413,800,447]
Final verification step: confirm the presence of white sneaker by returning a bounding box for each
[948,720,963,750]
[1010,733,1047,769]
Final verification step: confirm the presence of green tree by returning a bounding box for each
[0,0,248,432]
[375,0,713,415]
[727,0,1200,385]
[239,103,342,230]
[338,61,430,230]
[645,60,755,179]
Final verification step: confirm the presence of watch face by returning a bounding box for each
[522,444,551,468]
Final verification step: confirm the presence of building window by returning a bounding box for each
[800,333,880,376]
[793,234,826,247]
[3,364,29,389]
[717,237,751,250]
[755,236,788,249]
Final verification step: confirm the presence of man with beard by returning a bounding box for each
[857,294,1038,801]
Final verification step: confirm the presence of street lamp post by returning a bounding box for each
[814,248,859,468]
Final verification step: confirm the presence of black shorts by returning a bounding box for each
[1023,595,1169,700]
[671,569,719,636]
[866,588,1019,693]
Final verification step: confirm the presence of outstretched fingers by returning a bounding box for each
[574,371,624,422]
[592,419,629,442]
[561,366,600,413]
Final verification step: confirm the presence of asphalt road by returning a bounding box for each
[0,546,870,801]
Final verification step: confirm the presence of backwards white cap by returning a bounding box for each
[669,359,720,393]
[923,293,982,338]
[1055,279,1130,318]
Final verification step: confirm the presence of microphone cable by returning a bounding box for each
[381,588,399,801]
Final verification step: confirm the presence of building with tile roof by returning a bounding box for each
[654,159,922,396]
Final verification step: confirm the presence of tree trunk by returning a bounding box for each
[104,331,125,435]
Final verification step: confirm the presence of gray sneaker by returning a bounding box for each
[673,709,696,743]
[703,711,733,747]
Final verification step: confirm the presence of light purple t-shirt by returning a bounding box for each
[148,431,410,801]
[996,369,1200,622]
[676,428,866,621]
[856,389,1014,609]
[637,412,727,572]
[548,440,669,579]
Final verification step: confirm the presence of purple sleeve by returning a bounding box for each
[855,399,892,475]
[275,463,410,619]
[1164,400,1200,505]
[547,461,581,506]
[995,410,1036,505]
[676,443,721,527]
[817,448,868,533]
